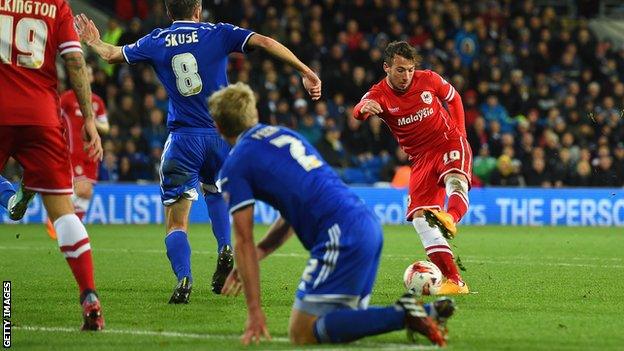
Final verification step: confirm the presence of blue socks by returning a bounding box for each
[313,306,405,343]
[0,176,15,210]
[204,192,231,252]
[165,230,192,281]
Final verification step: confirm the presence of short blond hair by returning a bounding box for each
[208,82,258,138]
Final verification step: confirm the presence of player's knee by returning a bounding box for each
[42,195,74,222]
[412,209,425,218]
[165,200,191,232]
[444,173,468,197]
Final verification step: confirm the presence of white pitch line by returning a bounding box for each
[1,245,623,268]
[15,325,436,350]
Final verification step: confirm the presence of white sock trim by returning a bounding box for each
[54,213,90,258]
[412,217,451,250]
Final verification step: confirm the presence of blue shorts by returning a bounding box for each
[294,209,383,315]
[159,129,231,205]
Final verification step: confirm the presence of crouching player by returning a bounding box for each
[210,83,454,346]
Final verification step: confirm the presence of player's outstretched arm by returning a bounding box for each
[231,205,271,345]
[247,34,321,101]
[75,14,124,64]
[63,52,103,161]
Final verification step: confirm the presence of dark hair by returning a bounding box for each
[383,41,421,66]
[165,0,200,20]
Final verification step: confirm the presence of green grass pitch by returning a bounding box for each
[1,224,623,350]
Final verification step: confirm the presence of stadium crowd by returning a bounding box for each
[3,0,623,187]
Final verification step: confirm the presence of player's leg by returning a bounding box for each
[0,175,14,209]
[290,214,446,346]
[199,134,233,294]
[407,158,467,293]
[160,133,202,303]
[46,179,94,239]
[0,127,36,220]
[73,180,94,221]
[165,198,193,303]
[16,126,103,330]
[0,127,17,211]
[427,137,473,238]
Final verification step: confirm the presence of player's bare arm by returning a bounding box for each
[75,14,124,64]
[247,34,321,101]
[222,216,293,296]
[231,205,272,345]
[63,52,103,161]
[257,216,294,259]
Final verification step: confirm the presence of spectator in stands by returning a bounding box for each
[490,155,524,186]
[593,155,619,187]
[569,161,593,187]
[316,126,348,169]
[473,145,497,185]
[524,157,552,187]
[298,114,322,145]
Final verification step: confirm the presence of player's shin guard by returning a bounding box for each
[445,175,469,223]
[165,230,192,281]
[0,176,15,210]
[55,214,96,294]
[413,217,461,283]
[72,194,90,221]
[203,190,231,252]
[313,306,405,343]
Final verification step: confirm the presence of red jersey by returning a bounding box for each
[0,0,83,127]
[60,90,106,158]
[354,70,463,156]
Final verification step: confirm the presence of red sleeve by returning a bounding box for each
[429,71,466,136]
[353,88,383,121]
[56,1,82,56]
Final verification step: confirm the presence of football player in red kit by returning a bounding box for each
[0,0,105,328]
[353,41,471,294]
[47,66,109,239]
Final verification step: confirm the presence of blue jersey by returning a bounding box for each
[122,21,254,131]
[218,124,369,250]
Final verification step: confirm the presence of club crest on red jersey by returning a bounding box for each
[420,91,433,104]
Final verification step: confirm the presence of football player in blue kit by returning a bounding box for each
[211,83,453,346]
[75,0,321,302]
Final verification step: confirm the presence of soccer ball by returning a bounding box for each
[403,260,443,296]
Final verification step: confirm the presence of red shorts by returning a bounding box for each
[72,155,99,183]
[0,126,73,194]
[406,136,472,220]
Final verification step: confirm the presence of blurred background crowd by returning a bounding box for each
[3,0,623,188]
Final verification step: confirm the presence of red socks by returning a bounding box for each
[55,214,96,294]
[63,246,96,293]
[447,193,468,223]
[428,251,462,283]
